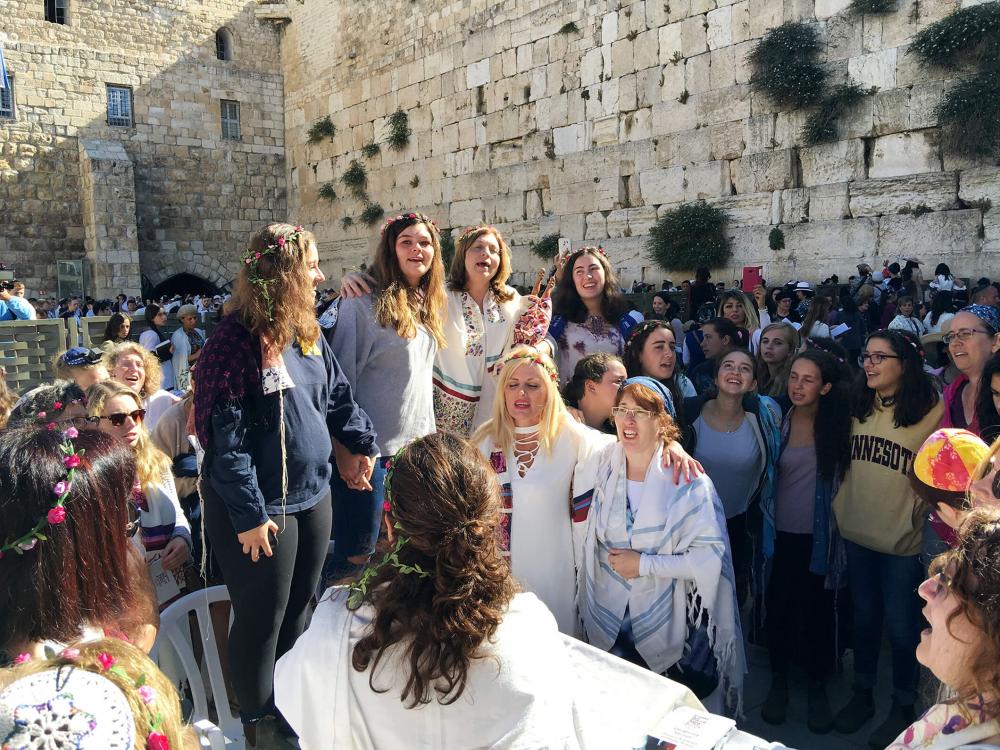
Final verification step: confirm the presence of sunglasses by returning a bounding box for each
[100,409,146,427]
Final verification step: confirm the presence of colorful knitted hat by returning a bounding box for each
[913,429,990,493]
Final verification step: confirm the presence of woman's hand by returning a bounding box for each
[237,519,280,562]
[334,440,375,491]
[609,548,641,579]
[662,440,704,485]
[340,272,375,299]
[160,536,190,572]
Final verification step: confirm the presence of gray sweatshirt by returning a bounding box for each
[322,293,437,455]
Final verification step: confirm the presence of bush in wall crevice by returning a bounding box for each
[647,201,732,271]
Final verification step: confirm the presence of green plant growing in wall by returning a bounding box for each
[409,175,420,188]
[340,159,368,199]
[748,22,827,107]
[318,182,337,202]
[909,2,1000,69]
[802,83,868,144]
[360,202,385,226]
[307,116,336,144]
[557,21,579,34]
[341,216,354,230]
[439,230,455,270]
[769,227,785,250]
[361,142,381,159]
[530,233,561,260]
[647,201,732,271]
[385,110,412,151]
[849,0,897,13]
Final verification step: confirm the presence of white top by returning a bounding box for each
[889,314,927,337]
[143,389,181,432]
[809,321,831,338]
[139,329,175,391]
[924,311,955,334]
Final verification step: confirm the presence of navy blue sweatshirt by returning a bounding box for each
[204,335,379,533]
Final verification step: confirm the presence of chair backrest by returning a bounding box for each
[79,316,112,348]
[151,585,243,748]
[0,318,73,393]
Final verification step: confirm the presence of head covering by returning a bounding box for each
[794,281,814,295]
[622,376,676,420]
[176,304,198,319]
[914,429,990,493]
[958,304,1000,335]
[59,347,103,368]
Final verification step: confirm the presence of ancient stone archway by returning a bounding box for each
[149,273,221,299]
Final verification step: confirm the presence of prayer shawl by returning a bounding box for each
[193,313,264,450]
[888,699,1000,750]
[579,444,746,715]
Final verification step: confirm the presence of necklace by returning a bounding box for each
[513,425,540,478]
[706,401,744,433]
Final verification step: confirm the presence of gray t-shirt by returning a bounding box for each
[323,293,437,455]
[774,444,817,534]
[693,415,760,519]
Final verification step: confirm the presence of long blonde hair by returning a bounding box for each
[447,225,514,303]
[104,341,162,397]
[472,346,565,458]
[372,215,447,348]
[86,380,171,489]
[717,290,761,333]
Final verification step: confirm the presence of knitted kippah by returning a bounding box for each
[913,428,990,493]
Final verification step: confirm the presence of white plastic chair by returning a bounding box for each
[151,585,243,750]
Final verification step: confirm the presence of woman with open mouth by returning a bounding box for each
[104,341,180,432]
[547,247,643,387]
[832,329,943,748]
[337,224,553,437]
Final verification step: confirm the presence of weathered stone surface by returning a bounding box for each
[731,150,797,193]
[627,206,659,236]
[869,131,941,178]
[450,198,486,226]
[877,210,983,257]
[682,15,709,57]
[849,173,958,217]
[873,88,909,136]
[606,209,629,238]
[810,183,851,220]
[782,218,880,263]
[800,140,866,186]
[710,121,745,160]
[466,58,491,89]
[815,0,851,20]
[639,166,686,204]
[959,167,1000,205]
[711,192,773,225]
[707,7,733,49]
[780,188,809,224]
[848,48,897,89]
[586,211,609,240]
[686,160,732,200]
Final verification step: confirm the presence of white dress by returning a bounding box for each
[476,416,613,634]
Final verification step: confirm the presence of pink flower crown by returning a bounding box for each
[579,245,608,258]
[240,225,306,319]
[0,422,81,560]
[501,350,559,382]
[380,212,438,237]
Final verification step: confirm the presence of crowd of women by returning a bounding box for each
[2,213,1000,750]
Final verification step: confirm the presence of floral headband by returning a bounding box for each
[578,245,608,258]
[6,649,173,749]
[625,319,670,348]
[501,349,558,382]
[240,225,306,320]
[347,444,430,610]
[0,424,81,560]
[379,212,438,237]
[458,224,495,243]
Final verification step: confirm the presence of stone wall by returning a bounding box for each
[0,0,287,296]
[280,0,999,287]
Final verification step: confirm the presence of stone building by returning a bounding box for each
[0,0,286,299]
[280,0,999,288]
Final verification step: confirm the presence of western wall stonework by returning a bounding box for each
[0,0,287,297]
[282,0,999,287]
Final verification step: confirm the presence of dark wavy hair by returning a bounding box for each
[0,426,140,649]
[623,320,686,428]
[929,507,1000,718]
[790,350,852,481]
[102,312,131,344]
[977,352,1000,445]
[351,433,515,707]
[851,329,940,428]
[562,351,623,407]
[929,290,954,327]
[552,248,627,324]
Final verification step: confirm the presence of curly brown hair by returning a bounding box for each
[351,432,515,707]
[228,222,321,353]
[446,226,514,303]
[931,507,1000,717]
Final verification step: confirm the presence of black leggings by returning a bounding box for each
[204,489,332,723]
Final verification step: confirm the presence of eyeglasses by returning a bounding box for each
[58,415,100,429]
[943,328,989,345]
[100,409,146,427]
[858,352,901,366]
[611,406,656,421]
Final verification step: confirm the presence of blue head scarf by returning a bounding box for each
[959,304,1000,335]
[622,376,677,419]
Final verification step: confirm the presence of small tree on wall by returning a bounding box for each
[748,22,826,108]
[647,202,732,271]
[529,233,561,260]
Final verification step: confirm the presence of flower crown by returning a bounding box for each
[0,423,81,560]
[501,349,559,382]
[458,224,494,243]
[9,648,173,749]
[625,319,670,348]
[579,245,608,258]
[240,225,306,320]
[379,212,438,237]
[347,443,430,610]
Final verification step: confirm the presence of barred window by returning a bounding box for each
[220,99,241,140]
[0,77,14,120]
[106,85,133,127]
[44,0,67,24]
[215,28,234,61]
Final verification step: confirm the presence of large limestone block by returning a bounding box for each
[848,49,897,90]
[908,83,946,130]
[877,210,983,257]
[869,131,940,178]
[873,88,910,136]
[627,206,659,236]
[581,48,604,87]
[710,47,737,89]
[743,114,776,154]
[620,108,653,142]
[959,167,1000,205]
[732,150,796,193]
[640,166,686,204]
[711,192,773,225]
[634,30,659,71]
[612,39,635,78]
[731,1,752,44]
[593,115,621,146]
[781,188,810,223]
[553,123,592,156]
[710,121,745,160]
[659,22,684,65]
[550,183,599,214]
[467,58,491,89]
[606,209,629,238]
[686,53,712,94]
[561,213,587,240]
[662,62,687,100]
[707,6,733,49]
[602,11,619,46]
[749,0,782,38]
[587,211,610,239]
[849,172,958,216]
[696,85,751,125]
[450,198,485,227]
[651,101,699,134]
[815,0,851,18]
[810,182,851,220]
[596,175,626,210]
[800,140,866,185]
[686,160,731,200]
[783,217,880,262]
[682,15,709,57]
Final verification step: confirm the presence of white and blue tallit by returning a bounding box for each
[578,443,746,715]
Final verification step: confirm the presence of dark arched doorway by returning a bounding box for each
[149,273,221,299]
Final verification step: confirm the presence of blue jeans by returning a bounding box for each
[845,540,924,705]
[328,457,387,575]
